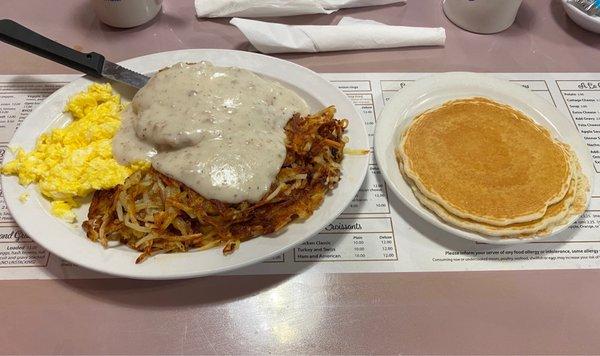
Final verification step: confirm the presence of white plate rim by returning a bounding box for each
[1,49,369,279]
[374,71,594,245]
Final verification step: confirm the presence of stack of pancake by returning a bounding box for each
[396,97,589,238]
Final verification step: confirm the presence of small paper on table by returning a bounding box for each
[195,0,406,17]
[230,17,446,54]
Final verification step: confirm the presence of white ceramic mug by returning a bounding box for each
[442,0,522,34]
[91,0,162,28]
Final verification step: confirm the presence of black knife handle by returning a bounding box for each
[0,19,105,77]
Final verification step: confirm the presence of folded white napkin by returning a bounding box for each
[230,17,446,54]
[195,0,406,18]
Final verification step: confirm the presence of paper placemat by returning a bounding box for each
[1,72,599,280]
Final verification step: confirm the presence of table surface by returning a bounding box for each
[2,0,600,354]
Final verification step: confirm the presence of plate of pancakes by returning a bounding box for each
[375,72,593,244]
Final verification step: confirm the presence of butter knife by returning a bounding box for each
[0,19,149,89]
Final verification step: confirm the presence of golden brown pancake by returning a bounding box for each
[398,97,572,226]
[397,147,589,238]
[402,161,578,236]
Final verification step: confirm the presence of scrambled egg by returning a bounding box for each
[18,192,29,203]
[2,83,148,222]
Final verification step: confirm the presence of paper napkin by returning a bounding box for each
[230,17,446,54]
[195,0,406,18]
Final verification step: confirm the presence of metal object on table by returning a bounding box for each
[568,0,600,15]
[0,19,149,89]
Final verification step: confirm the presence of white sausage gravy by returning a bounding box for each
[112,62,309,203]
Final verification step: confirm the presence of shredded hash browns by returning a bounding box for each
[82,107,347,263]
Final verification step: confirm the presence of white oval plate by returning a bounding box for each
[374,72,593,245]
[1,49,369,279]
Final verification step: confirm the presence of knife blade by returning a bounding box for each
[101,60,149,89]
[0,19,150,90]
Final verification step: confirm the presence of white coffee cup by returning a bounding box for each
[92,0,162,28]
[442,0,522,34]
